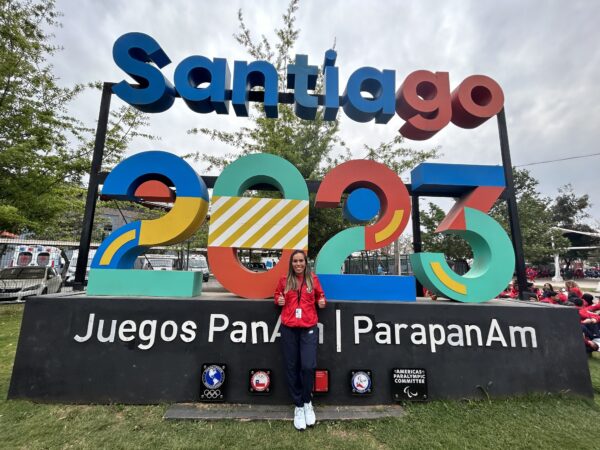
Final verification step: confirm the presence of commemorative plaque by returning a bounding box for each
[350,369,372,395]
[391,368,428,401]
[249,369,271,394]
[200,363,227,402]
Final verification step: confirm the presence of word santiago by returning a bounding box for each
[113,33,503,139]
[73,312,537,352]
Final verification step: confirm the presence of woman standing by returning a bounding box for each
[274,250,326,431]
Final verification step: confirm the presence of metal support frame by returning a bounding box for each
[73,82,113,290]
[411,195,424,297]
[408,109,528,299]
[497,109,528,299]
[76,85,527,300]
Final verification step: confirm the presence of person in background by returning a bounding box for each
[582,293,594,307]
[538,283,554,301]
[540,290,561,304]
[565,280,584,299]
[558,288,569,303]
[274,249,326,431]
[572,297,600,324]
[526,266,538,282]
[583,327,599,353]
[541,283,554,295]
[498,282,519,299]
[524,282,541,300]
[423,287,438,301]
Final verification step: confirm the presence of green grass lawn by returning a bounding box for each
[2,304,600,449]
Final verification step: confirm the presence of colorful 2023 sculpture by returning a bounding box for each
[409,163,514,302]
[88,151,515,302]
[88,151,209,297]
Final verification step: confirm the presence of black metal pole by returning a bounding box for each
[497,108,527,300]
[73,82,112,290]
[411,195,424,297]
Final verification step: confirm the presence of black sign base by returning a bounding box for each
[8,295,593,404]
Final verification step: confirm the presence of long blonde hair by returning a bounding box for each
[565,280,579,290]
[285,250,313,293]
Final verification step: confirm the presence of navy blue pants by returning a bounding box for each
[280,324,318,407]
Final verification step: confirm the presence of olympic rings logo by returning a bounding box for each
[202,389,222,400]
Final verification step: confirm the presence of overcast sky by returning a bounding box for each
[52,0,600,221]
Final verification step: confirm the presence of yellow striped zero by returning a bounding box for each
[208,196,309,250]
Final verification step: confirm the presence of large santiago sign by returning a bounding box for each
[112,32,504,140]
[9,34,593,406]
[86,33,514,302]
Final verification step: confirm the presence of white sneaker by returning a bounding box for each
[294,406,306,430]
[303,401,316,426]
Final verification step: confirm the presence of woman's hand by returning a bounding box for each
[318,296,326,309]
[277,295,285,306]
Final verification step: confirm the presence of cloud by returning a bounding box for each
[53,0,600,218]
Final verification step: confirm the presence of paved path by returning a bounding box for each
[164,403,405,421]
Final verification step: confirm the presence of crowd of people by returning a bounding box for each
[525,265,600,280]
[498,280,585,303]
[498,280,600,354]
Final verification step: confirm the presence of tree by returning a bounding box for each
[46,101,158,242]
[0,0,82,233]
[490,168,568,265]
[420,202,473,265]
[550,184,598,271]
[190,0,438,258]
[551,184,590,228]
[0,0,155,238]
[419,169,570,270]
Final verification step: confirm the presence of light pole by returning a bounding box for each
[551,235,563,283]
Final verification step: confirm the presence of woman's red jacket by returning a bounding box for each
[274,274,325,328]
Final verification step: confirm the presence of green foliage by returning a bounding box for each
[550,184,598,268]
[420,169,576,266]
[362,134,438,175]
[490,168,569,265]
[0,1,156,238]
[0,0,83,233]
[420,202,473,263]
[551,184,590,228]
[191,0,437,258]
[421,170,596,267]
[191,0,343,178]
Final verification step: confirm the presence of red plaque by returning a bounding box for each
[313,369,329,393]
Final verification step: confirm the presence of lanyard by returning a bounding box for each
[296,276,305,307]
